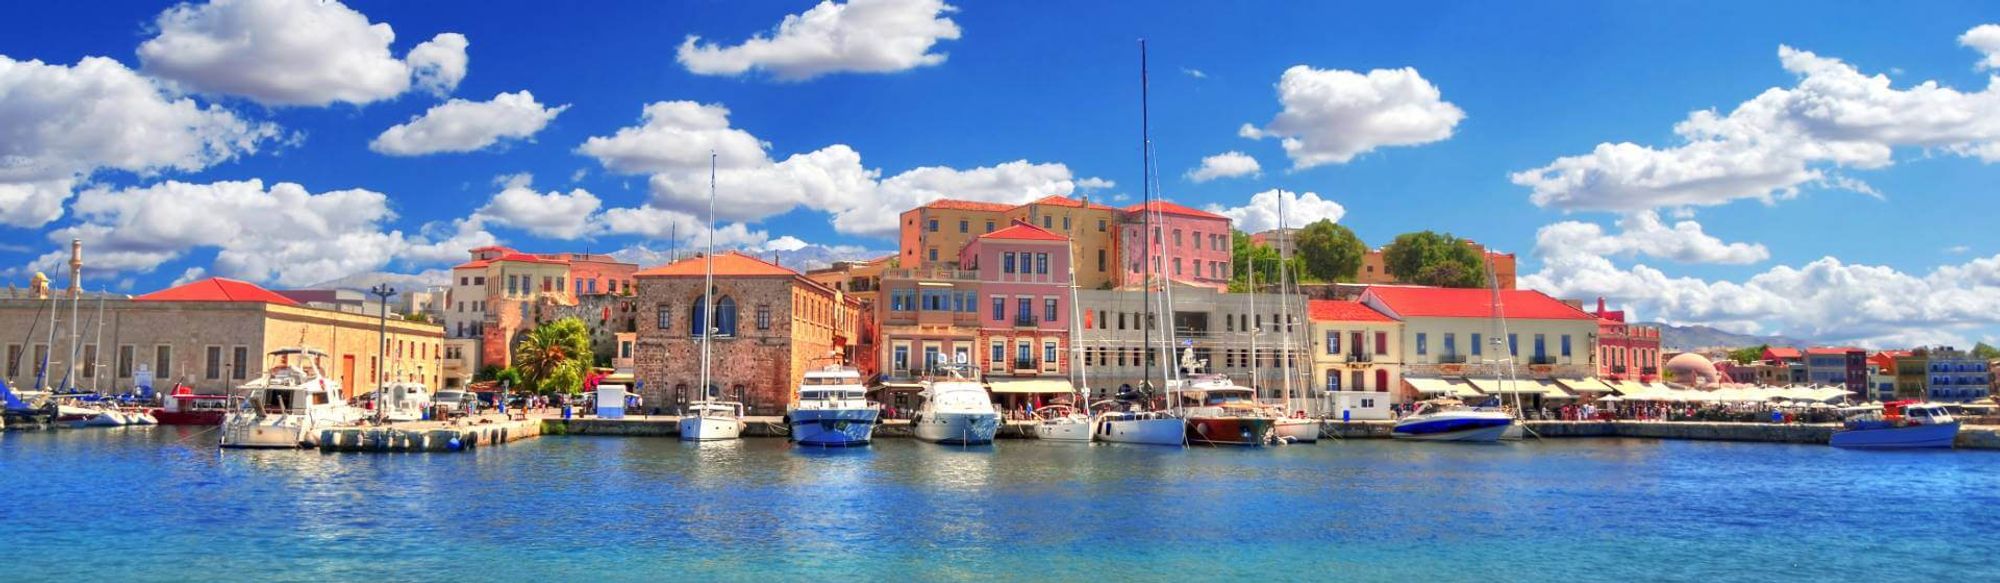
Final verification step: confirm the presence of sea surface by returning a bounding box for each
[2,427,1997,582]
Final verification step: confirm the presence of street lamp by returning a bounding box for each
[369,283,396,424]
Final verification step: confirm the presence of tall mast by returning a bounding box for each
[1248,265,1258,395]
[700,151,717,404]
[38,288,57,390]
[1138,38,1154,401]
[1279,195,1294,414]
[89,291,105,392]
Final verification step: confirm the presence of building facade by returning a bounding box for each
[1075,285,1306,402]
[632,252,859,416]
[1923,347,1992,402]
[1360,286,1599,408]
[1358,240,1518,289]
[960,222,1072,407]
[1118,201,1232,290]
[1307,299,1402,420]
[2,277,443,399]
[897,196,1126,290]
[1589,298,1661,382]
[442,246,638,382]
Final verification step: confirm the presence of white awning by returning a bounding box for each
[1556,377,1617,393]
[1466,376,1565,396]
[1405,377,1481,398]
[988,379,1077,394]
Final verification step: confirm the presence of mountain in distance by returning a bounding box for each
[304,270,451,294]
[1645,321,1808,352]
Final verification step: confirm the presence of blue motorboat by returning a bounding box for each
[786,365,880,447]
[1392,400,1516,442]
[1830,401,1960,449]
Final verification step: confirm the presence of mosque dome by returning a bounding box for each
[1664,352,1719,386]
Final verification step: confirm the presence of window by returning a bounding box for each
[1003,252,1016,274]
[1097,219,1107,232]
[985,220,995,233]
[81,345,95,378]
[928,219,938,232]
[1172,258,1182,276]
[1036,253,1048,275]
[1376,332,1389,355]
[1044,341,1058,367]
[1415,333,1427,356]
[893,346,910,373]
[756,304,771,330]
[155,346,172,379]
[118,345,134,378]
[3,344,16,378]
[1044,298,1058,322]
[206,346,222,380]
[991,343,1004,368]
[1376,369,1389,392]
[958,220,968,233]
[928,248,937,261]
[1063,216,1071,230]
[1327,370,1341,392]
[1444,333,1456,357]
[1042,216,1052,228]
[991,296,1005,320]
[1509,333,1519,356]
[1325,331,1339,354]
[1561,335,1572,357]
[1533,334,1546,359]
[1017,342,1033,368]
[1017,298,1033,324]
[1472,333,1483,356]
[1173,229,1183,247]
[1191,231,1202,250]
[1193,262,1202,278]
[1097,249,1106,272]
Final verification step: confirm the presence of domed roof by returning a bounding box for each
[1665,352,1718,386]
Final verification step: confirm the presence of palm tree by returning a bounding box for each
[512,317,592,394]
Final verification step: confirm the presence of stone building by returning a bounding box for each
[1,277,442,399]
[804,256,891,380]
[440,245,637,386]
[632,252,859,416]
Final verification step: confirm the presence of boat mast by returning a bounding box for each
[1248,265,1258,395]
[1138,38,1156,405]
[1068,215,1088,407]
[90,291,104,393]
[1278,194,1294,415]
[700,151,717,408]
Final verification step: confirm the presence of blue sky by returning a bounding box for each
[4,0,2000,347]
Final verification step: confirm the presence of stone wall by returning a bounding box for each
[633,274,844,416]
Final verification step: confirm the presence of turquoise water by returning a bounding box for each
[3,428,1998,582]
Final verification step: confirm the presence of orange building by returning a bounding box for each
[897,195,1123,290]
[1358,239,1516,289]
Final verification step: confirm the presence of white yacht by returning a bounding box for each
[376,381,433,423]
[220,347,363,449]
[911,364,1001,445]
[679,399,746,441]
[1033,404,1095,442]
[787,364,880,447]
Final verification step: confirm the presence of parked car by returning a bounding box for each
[433,390,475,418]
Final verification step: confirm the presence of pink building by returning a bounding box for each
[1118,201,1231,290]
[1592,297,1661,382]
[959,221,1072,407]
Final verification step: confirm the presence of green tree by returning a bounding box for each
[1229,229,1289,291]
[1728,344,1769,364]
[493,366,522,388]
[512,317,593,394]
[1974,342,2000,360]
[1381,231,1486,288]
[1294,219,1365,283]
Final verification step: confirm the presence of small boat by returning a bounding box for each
[787,364,880,447]
[910,364,1000,445]
[153,384,229,425]
[375,381,433,423]
[679,400,746,441]
[1033,404,1094,442]
[1392,399,1516,442]
[677,152,744,444]
[1830,401,1960,449]
[220,347,363,449]
[1180,373,1276,447]
[1272,415,1320,444]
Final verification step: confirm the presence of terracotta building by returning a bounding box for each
[1589,297,1661,382]
[441,245,636,385]
[804,256,892,380]
[632,252,859,416]
[960,221,1073,408]
[1358,239,1517,289]
[896,195,1170,291]
[2,277,443,400]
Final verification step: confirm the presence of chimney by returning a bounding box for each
[1596,296,1605,315]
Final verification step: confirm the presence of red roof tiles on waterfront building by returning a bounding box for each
[1764,347,1803,360]
[1024,195,1117,211]
[1307,300,1396,322]
[979,221,1068,242]
[1805,346,1862,355]
[1362,286,1595,320]
[921,199,1018,212]
[635,251,800,278]
[135,277,300,305]
[1121,200,1227,220]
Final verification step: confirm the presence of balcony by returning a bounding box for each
[1346,351,1372,363]
[1014,315,1037,328]
[1641,366,1658,375]
[883,267,979,281]
[1013,358,1037,372]
[1438,354,1468,364]
[1612,365,1628,374]
[1530,356,1558,366]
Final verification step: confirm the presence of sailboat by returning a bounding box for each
[1095,39,1187,447]
[1269,199,1316,443]
[1036,218,1094,442]
[679,152,746,442]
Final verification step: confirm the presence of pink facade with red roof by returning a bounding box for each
[1118,200,1231,290]
[959,221,1070,384]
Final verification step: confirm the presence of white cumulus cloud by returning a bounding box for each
[1206,189,1345,233]
[370,91,567,156]
[1240,65,1464,169]
[472,174,602,240]
[676,0,961,81]
[0,55,278,228]
[1186,151,1262,182]
[1533,211,1769,266]
[1514,27,2000,212]
[136,0,468,106]
[1963,24,2000,70]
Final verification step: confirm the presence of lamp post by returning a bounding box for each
[369,283,397,423]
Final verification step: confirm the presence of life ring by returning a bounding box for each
[1291,410,1306,419]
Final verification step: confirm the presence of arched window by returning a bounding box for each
[688,294,740,337]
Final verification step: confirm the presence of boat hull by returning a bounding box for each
[1392,415,1515,442]
[788,408,879,447]
[1830,421,1959,449]
[219,416,308,449]
[1186,416,1276,446]
[679,415,743,441]
[1035,416,1094,442]
[1274,419,1319,443]
[913,411,1000,445]
[1096,415,1184,446]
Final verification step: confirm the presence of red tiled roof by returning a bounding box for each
[452,259,492,270]
[635,251,799,278]
[135,277,299,305]
[980,222,1067,242]
[1024,195,1116,211]
[1805,346,1862,355]
[468,245,515,253]
[1122,200,1227,220]
[1363,286,1595,320]
[920,199,1016,212]
[492,252,568,265]
[1307,300,1395,323]
[1764,347,1802,359]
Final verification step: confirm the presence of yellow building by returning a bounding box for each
[1,277,443,399]
[1307,299,1403,420]
[897,195,1123,290]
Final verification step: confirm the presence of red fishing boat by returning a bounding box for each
[151,384,229,425]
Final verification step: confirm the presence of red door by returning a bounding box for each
[341,355,357,400]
